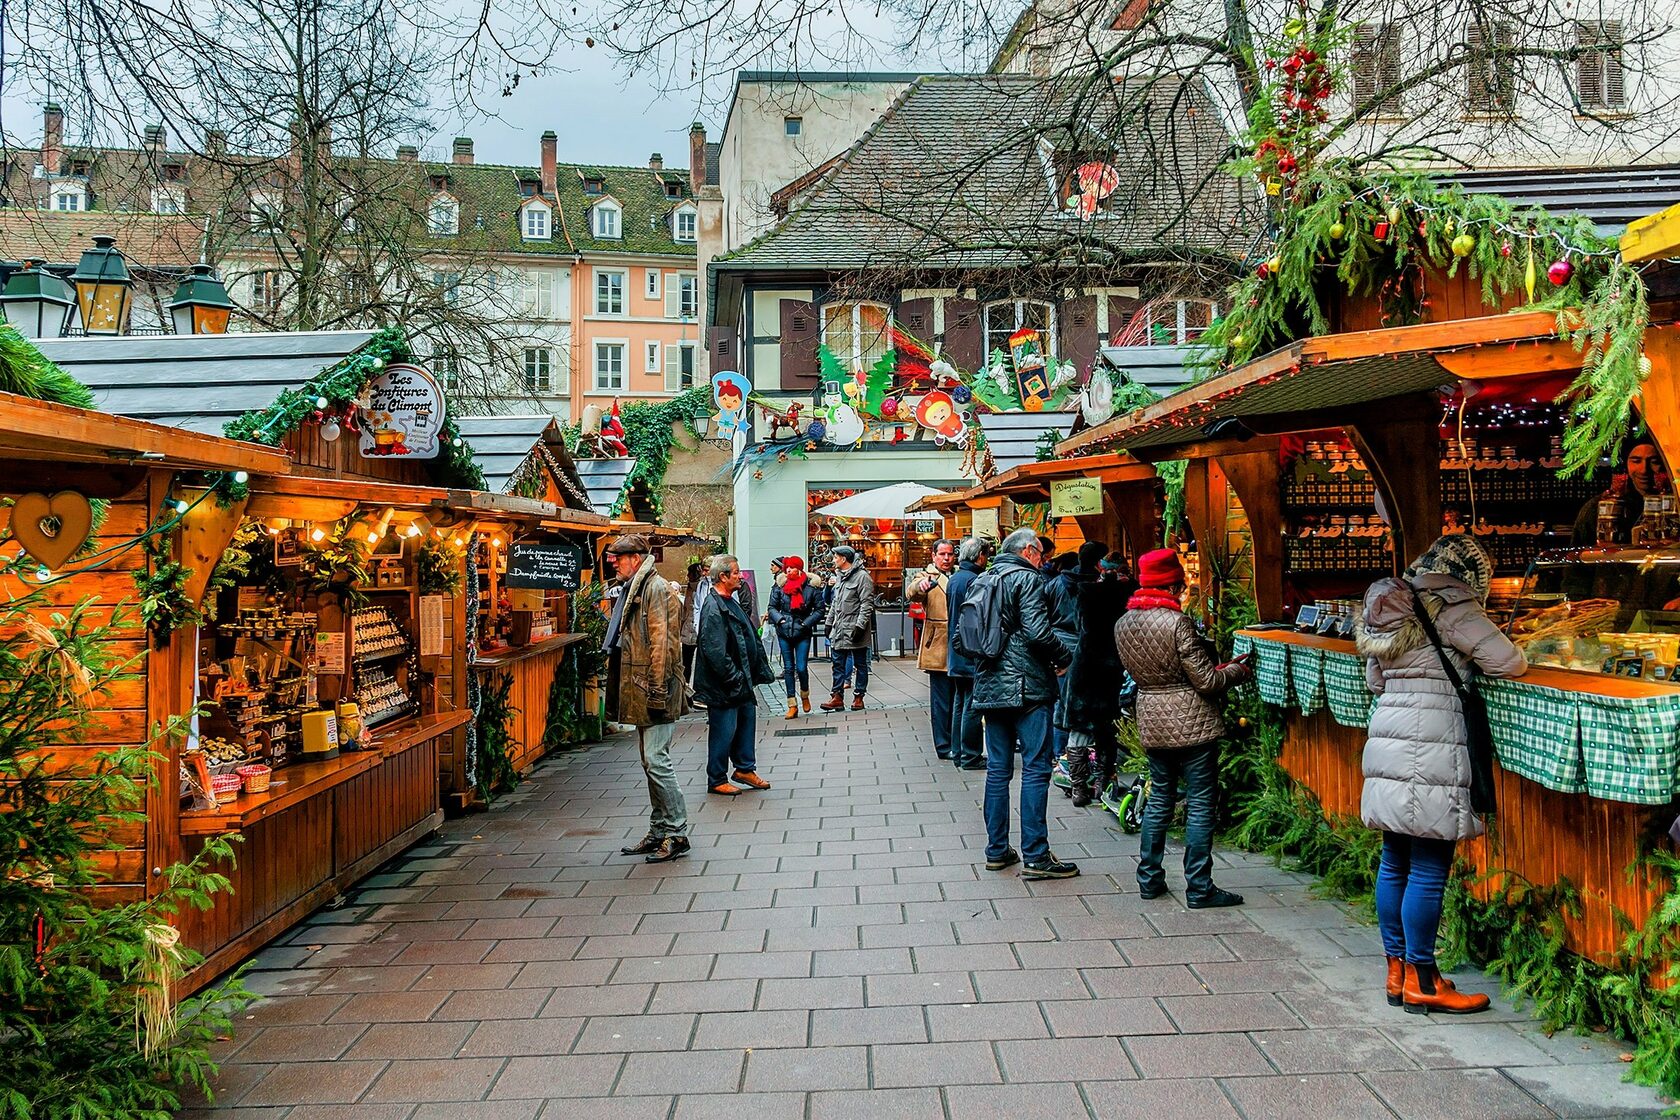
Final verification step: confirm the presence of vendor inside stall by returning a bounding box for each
[1571,438,1672,545]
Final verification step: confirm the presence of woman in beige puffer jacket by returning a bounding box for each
[1355,533,1526,1015]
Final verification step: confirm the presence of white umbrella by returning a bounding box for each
[810,481,947,520]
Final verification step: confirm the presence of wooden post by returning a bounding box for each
[1344,394,1442,573]
[1636,325,1680,465]
[1213,451,1284,621]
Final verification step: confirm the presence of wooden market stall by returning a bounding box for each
[1058,307,1680,963]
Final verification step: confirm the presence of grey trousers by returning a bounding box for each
[638,722,690,838]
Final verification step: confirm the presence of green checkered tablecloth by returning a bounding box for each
[1577,691,1680,805]
[1481,678,1586,795]
[1239,635,1292,707]
[1291,644,1326,715]
[1323,649,1375,728]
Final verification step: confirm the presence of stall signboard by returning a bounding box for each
[359,362,444,459]
[1050,477,1103,518]
[506,541,584,590]
[971,506,1000,541]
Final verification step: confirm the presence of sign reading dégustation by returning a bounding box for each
[359,362,444,460]
[505,541,584,591]
[1049,477,1103,518]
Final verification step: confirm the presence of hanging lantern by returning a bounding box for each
[69,235,134,335]
[167,263,236,335]
[0,260,75,338]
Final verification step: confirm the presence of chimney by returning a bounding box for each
[205,128,227,156]
[41,103,63,175]
[397,144,419,162]
[452,137,474,165]
[143,124,165,152]
[540,130,557,197]
[689,122,707,189]
[648,152,663,170]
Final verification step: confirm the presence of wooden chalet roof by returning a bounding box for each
[0,390,290,474]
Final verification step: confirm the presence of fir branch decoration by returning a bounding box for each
[540,581,609,751]
[133,536,202,641]
[416,539,464,596]
[473,669,520,803]
[0,324,94,408]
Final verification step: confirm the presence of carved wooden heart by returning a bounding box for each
[12,491,93,570]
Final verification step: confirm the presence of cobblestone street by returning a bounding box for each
[186,661,1670,1120]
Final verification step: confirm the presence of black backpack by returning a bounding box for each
[954,569,1008,662]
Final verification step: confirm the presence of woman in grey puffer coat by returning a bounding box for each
[1355,534,1526,1014]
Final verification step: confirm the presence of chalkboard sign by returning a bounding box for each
[505,541,583,590]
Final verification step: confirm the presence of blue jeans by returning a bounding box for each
[779,635,810,697]
[982,703,1053,864]
[706,701,758,786]
[950,676,983,766]
[1138,740,1219,900]
[928,671,953,755]
[831,648,870,695]
[1376,832,1456,965]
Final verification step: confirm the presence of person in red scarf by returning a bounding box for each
[767,555,827,719]
[1113,549,1253,909]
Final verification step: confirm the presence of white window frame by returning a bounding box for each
[522,346,553,394]
[521,201,551,241]
[666,272,699,321]
[592,200,622,240]
[432,349,462,392]
[595,269,626,316]
[432,270,462,307]
[645,269,662,300]
[524,269,558,318]
[821,301,893,370]
[250,270,283,317]
[644,341,661,374]
[250,190,281,228]
[664,341,697,392]
[983,299,1057,359]
[151,186,184,215]
[593,340,627,391]
[49,183,87,212]
[673,205,697,242]
[784,116,803,136]
[428,195,460,236]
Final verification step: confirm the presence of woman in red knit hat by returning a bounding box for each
[766,555,826,719]
[1113,548,1253,908]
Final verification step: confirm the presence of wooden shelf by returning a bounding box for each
[472,632,589,669]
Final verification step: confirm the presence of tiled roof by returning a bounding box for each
[713,74,1258,274]
[1444,165,1680,237]
[455,414,562,491]
[1098,344,1208,397]
[979,410,1079,471]
[575,457,639,516]
[557,164,696,257]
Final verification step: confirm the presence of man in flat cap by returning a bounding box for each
[603,535,691,862]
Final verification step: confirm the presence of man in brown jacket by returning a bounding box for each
[907,538,957,759]
[603,536,691,863]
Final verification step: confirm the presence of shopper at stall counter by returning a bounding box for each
[1571,439,1671,544]
[604,536,692,864]
[1356,533,1527,1014]
[822,546,876,711]
[1113,548,1251,908]
[768,555,826,719]
[694,554,776,797]
[907,538,958,759]
[1063,545,1134,807]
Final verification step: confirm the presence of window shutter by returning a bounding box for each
[1376,23,1404,115]
[1058,295,1099,379]
[708,327,736,376]
[897,296,933,341]
[664,276,680,318]
[665,344,682,392]
[1577,22,1604,107]
[1352,23,1378,108]
[1605,20,1626,106]
[780,299,821,385]
[1465,25,1489,112]
[941,296,984,373]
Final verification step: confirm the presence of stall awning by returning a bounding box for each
[454,415,561,492]
[977,453,1157,501]
[1099,343,1207,397]
[0,390,291,474]
[1060,311,1577,458]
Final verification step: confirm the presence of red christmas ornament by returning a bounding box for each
[1547,259,1574,285]
[880,396,899,418]
[1277,153,1297,173]
[1373,221,1390,242]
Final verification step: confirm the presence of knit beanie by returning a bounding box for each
[1077,541,1106,575]
[1136,548,1184,589]
[1404,533,1494,603]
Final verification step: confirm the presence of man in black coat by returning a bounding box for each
[944,536,991,770]
[693,554,775,796]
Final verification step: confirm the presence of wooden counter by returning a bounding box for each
[472,632,590,669]
[467,633,587,784]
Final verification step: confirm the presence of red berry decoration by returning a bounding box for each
[1277,153,1297,173]
[880,396,898,418]
[1547,259,1574,286]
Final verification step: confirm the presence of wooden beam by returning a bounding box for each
[1346,397,1442,573]
[1636,326,1680,470]
[0,460,148,500]
[1621,201,1680,264]
[1214,452,1283,621]
[1244,394,1441,439]
[0,391,292,475]
[1130,434,1281,463]
[177,489,247,607]
[1308,310,1559,362]
[246,494,359,522]
[1434,338,1586,381]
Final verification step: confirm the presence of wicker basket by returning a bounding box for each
[210,774,242,798]
[235,764,272,793]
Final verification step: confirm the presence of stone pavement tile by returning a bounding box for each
[866,970,978,1006]
[1143,907,1257,937]
[1278,986,1400,1028]
[647,978,760,1013]
[1114,935,1234,966]
[324,990,448,1023]
[1366,1068,1559,1120]
[1380,1021,1558,1069]
[390,939,496,965]
[434,985,552,1021]
[1220,1073,1395,1119]
[222,1023,365,1064]
[541,984,654,1016]
[758,976,865,1010]
[1080,964,1205,999]
[954,917,1057,944]
[927,1000,1050,1041]
[551,915,645,937]
[814,947,914,975]
[671,929,769,955]
[636,911,729,935]
[1159,991,1301,1033]
[575,933,676,958]
[815,903,908,928]
[944,1081,1092,1119]
[414,1103,541,1120]
[1041,997,1175,1038]
[573,1012,697,1052]
[610,954,717,984]
[1190,958,1322,994]
[1510,1024,1644,1065]
[243,945,318,971]
[860,919,957,948]
[871,1040,1002,1088]
[459,1016,584,1057]
[1249,1026,1416,1074]
[509,957,616,987]
[765,925,865,952]
[972,967,1087,1003]
[410,962,524,990]
[483,938,588,964]
[691,1009,810,1049]
[1241,901,1361,931]
[1013,939,1128,969]
[1046,915,1153,942]
[1220,928,1350,960]
[489,1054,624,1098]
[810,1005,929,1046]
[235,1060,388,1106]
[615,1048,745,1095]
[996,1032,1135,1079]
[177,1063,275,1110]
[808,1087,943,1120]
[240,993,350,1028]
[362,1056,505,1102]
[670,1092,807,1120]
[1125,1032,1272,1078]
[911,942,1021,973]
[1081,1075,1236,1120]
[535,1097,675,1120]
[1299,954,1385,993]
[742,1045,871,1091]
[343,1020,473,1060]
[308,964,426,993]
[1503,1063,1675,1117]
[242,968,332,998]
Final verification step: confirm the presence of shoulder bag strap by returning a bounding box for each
[1406,582,1470,697]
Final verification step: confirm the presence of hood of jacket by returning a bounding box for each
[1355,572,1478,660]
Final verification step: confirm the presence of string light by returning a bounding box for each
[233,471,249,484]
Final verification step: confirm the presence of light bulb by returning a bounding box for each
[366,532,380,545]
[310,527,327,543]
[35,566,51,582]
[493,536,504,548]
[174,500,190,513]
[321,419,342,442]
[233,471,249,484]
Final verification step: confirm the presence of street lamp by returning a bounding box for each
[167,263,235,335]
[692,413,712,439]
[69,235,134,336]
[0,261,75,339]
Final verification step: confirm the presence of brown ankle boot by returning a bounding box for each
[785,699,799,720]
[1402,963,1488,1015]
[851,693,865,710]
[1385,956,1404,1007]
[800,690,811,712]
[819,690,845,712]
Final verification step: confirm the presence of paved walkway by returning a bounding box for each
[187,660,1669,1120]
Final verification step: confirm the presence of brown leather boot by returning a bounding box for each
[800,690,811,712]
[1403,963,1488,1015]
[1389,955,1455,1006]
[819,690,845,712]
[851,693,865,710]
[785,699,798,720]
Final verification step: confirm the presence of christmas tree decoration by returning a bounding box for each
[879,396,899,418]
[805,420,826,442]
[1328,221,1345,240]
[1524,242,1537,301]
[951,384,972,404]
[861,350,895,416]
[710,370,751,436]
[1639,353,1654,381]
[1451,232,1476,258]
[321,418,342,442]
[1386,204,1401,227]
[1548,258,1575,286]
[1373,220,1390,242]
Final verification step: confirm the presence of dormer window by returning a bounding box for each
[152,186,185,215]
[521,199,551,241]
[49,183,87,212]
[163,163,185,182]
[518,178,540,197]
[673,204,697,243]
[429,173,450,191]
[583,175,605,195]
[250,190,281,228]
[70,160,89,177]
[1037,140,1122,218]
[592,199,621,240]
[428,194,459,236]
[663,180,682,199]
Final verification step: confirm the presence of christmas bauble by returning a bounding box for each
[951,385,972,404]
[1237,716,1250,728]
[1232,332,1246,347]
[1328,221,1345,240]
[1277,153,1296,173]
[1547,259,1574,285]
[1639,354,1654,380]
[1023,397,1044,412]
[1265,255,1282,275]
[321,418,342,442]
[806,420,827,442]
[880,397,898,418]
[1451,233,1476,258]
[1386,204,1401,226]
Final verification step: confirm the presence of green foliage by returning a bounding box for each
[862,350,895,416]
[297,520,373,607]
[473,669,519,803]
[203,523,261,623]
[415,540,463,596]
[540,582,609,751]
[133,537,202,641]
[561,388,714,519]
[0,324,95,409]
[818,343,849,388]
[0,560,252,1118]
